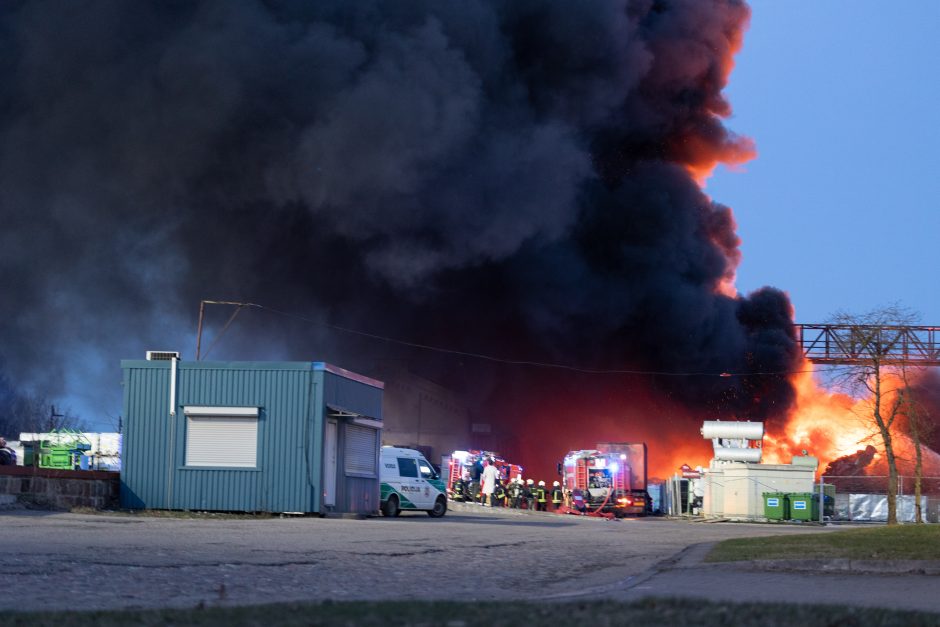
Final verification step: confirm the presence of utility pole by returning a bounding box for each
[48,405,64,431]
[195,300,206,360]
[194,300,257,360]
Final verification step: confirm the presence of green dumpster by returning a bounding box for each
[788,493,819,521]
[763,492,789,520]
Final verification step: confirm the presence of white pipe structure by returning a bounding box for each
[169,357,177,416]
[712,447,763,463]
[702,421,764,464]
[700,421,764,440]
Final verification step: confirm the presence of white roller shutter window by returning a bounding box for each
[185,415,258,468]
[344,424,376,477]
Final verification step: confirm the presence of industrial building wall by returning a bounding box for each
[704,463,815,519]
[121,361,319,513]
[704,469,724,517]
[373,366,469,463]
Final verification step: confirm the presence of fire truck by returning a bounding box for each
[445,450,523,501]
[560,443,648,516]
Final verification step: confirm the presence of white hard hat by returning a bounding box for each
[553,481,560,486]
[538,480,545,486]
[526,479,534,485]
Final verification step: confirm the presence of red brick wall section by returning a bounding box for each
[0,466,119,510]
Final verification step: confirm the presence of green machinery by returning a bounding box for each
[33,430,92,470]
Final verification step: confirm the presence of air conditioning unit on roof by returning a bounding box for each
[146,351,181,361]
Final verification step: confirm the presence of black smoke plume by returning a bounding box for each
[0,0,800,474]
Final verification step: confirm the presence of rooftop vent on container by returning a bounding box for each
[146,351,181,361]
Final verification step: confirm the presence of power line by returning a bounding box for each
[196,300,857,378]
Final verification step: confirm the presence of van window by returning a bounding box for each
[397,457,418,478]
[419,462,436,480]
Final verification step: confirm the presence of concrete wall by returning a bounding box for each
[0,466,119,510]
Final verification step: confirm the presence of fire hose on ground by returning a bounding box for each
[557,488,616,519]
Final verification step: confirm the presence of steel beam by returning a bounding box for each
[797,324,940,366]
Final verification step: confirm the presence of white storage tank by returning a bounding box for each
[713,447,763,463]
[701,420,764,440]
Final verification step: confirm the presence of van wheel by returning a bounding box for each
[427,496,447,518]
[382,495,400,518]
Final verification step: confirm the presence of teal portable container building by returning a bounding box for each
[120,357,384,515]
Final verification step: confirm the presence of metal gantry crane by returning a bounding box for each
[797,324,940,366]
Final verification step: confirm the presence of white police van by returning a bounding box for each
[379,446,448,517]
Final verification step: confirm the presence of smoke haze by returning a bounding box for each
[0,0,801,475]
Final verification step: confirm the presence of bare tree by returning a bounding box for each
[0,372,87,438]
[898,376,934,524]
[829,305,919,526]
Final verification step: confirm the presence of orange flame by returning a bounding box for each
[762,362,874,468]
[763,361,940,478]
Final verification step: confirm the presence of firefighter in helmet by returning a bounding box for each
[525,479,536,510]
[551,480,563,511]
[536,480,548,511]
[508,477,523,508]
[493,478,507,507]
[451,474,467,502]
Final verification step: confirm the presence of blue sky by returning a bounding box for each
[707,1,940,325]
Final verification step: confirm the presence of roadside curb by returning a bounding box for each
[739,558,940,576]
[671,542,717,568]
[667,542,940,576]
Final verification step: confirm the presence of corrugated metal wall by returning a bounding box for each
[320,368,383,515]
[121,362,172,509]
[331,421,381,515]
[121,360,383,513]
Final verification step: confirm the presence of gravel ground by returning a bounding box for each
[1,503,841,612]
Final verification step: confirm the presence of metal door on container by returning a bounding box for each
[324,419,337,507]
[396,457,428,509]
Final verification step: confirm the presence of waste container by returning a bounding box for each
[763,492,789,520]
[788,493,819,521]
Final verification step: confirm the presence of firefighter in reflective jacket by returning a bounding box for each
[451,477,467,501]
[536,480,548,511]
[551,480,563,510]
[508,478,523,508]
[493,479,507,507]
[525,479,536,510]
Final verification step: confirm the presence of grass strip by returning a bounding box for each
[707,525,940,562]
[6,599,939,627]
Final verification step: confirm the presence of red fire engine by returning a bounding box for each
[446,450,523,501]
[560,443,648,516]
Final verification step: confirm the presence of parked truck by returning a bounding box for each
[560,442,648,516]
